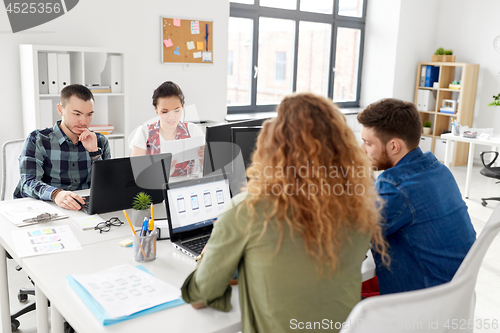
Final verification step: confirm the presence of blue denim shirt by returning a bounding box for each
[373,148,476,294]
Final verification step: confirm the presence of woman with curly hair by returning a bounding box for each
[181,92,389,333]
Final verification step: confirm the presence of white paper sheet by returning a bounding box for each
[12,225,82,258]
[0,200,68,227]
[71,215,105,230]
[71,264,181,318]
[166,136,205,163]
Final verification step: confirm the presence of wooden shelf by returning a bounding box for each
[414,61,479,165]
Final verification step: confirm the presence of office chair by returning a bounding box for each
[1,139,24,201]
[340,205,500,333]
[479,151,500,206]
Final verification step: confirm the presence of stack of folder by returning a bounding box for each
[89,124,114,135]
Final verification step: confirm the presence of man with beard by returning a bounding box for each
[357,98,476,294]
[14,84,110,210]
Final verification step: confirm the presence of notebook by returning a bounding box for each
[80,153,171,215]
[163,174,231,259]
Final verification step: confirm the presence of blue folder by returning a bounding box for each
[67,265,185,326]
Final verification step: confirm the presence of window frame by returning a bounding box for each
[227,0,367,114]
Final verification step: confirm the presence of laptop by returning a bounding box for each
[80,153,172,214]
[163,174,232,259]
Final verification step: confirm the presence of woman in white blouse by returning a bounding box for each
[130,81,204,177]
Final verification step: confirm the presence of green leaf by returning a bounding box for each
[132,192,152,210]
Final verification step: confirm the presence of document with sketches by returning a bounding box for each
[166,136,204,163]
[67,264,184,325]
[71,215,105,230]
[11,225,82,258]
[0,200,68,227]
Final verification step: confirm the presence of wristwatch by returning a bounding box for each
[88,148,102,158]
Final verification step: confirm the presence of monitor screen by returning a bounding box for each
[165,176,231,235]
[231,126,262,169]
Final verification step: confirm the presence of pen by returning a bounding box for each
[123,210,147,258]
[150,203,155,229]
[141,218,148,236]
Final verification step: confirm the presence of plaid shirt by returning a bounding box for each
[14,121,110,201]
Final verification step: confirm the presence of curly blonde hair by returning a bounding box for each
[243,92,389,271]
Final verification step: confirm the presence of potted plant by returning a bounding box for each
[487,93,500,107]
[423,121,432,135]
[431,48,455,62]
[132,192,152,227]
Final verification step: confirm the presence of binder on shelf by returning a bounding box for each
[101,55,122,93]
[47,53,59,95]
[425,66,440,88]
[420,65,427,87]
[38,52,49,94]
[39,100,53,129]
[416,89,424,110]
[421,90,436,111]
[57,54,71,93]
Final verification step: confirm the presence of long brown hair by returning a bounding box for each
[244,92,389,271]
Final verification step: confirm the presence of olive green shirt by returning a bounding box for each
[181,193,371,333]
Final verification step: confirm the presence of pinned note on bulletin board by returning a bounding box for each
[161,17,213,64]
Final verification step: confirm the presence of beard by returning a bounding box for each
[372,147,394,171]
[63,120,86,136]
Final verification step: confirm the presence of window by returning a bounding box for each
[228,50,234,77]
[275,52,287,81]
[228,0,367,114]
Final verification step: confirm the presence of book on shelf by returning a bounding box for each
[89,125,114,135]
[449,83,461,90]
[85,85,112,93]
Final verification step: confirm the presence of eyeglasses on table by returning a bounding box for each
[94,217,124,233]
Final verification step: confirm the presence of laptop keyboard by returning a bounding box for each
[80,196,90,213]
[182,235,210,255]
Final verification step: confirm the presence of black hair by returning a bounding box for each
[152,81,185,107]
[60,84,94,107]
[357,98,422,149]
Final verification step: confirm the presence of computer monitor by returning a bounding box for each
[203,118,269,175]
[231,126,263,170]
[87,153,171,214]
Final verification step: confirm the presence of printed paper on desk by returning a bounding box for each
[72,215,105,230]
[70,264,181,318]
[166,136,205,163]
[12,225,82,258]
[0,200,68,227]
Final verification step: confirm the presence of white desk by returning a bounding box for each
[441,133,500,198]
[0,197,376,333]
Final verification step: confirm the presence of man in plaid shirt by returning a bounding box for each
[14,84,110,210]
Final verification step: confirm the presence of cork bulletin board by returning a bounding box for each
[161,17,213,64]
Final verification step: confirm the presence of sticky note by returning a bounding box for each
[173,18,181,27]
[193,52,202,59]
[191,21,200,34]
[164,39,173,48]
[173,46,181,56]
[118,239,133,247]
[197,42,204,50]
[186,41,195,50]
[202,51,212,62]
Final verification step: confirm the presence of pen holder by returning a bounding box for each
[133,230,157,262]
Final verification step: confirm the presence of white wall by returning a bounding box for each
[435,0,500,130]
[361,0,440,107]
[0,0,229,151]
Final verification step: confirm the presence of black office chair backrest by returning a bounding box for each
[479,151,500,180]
